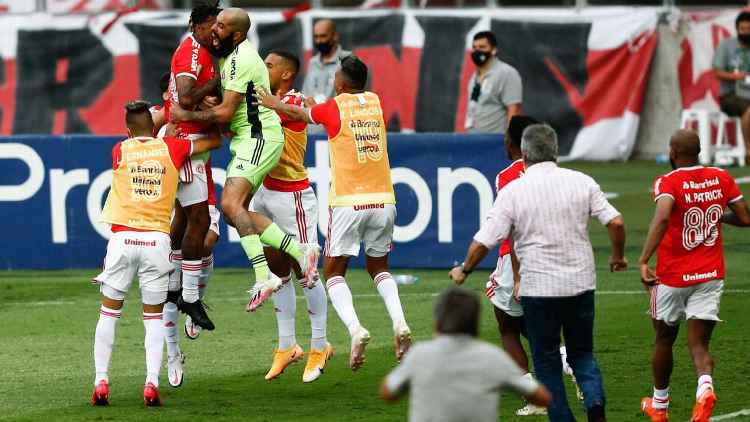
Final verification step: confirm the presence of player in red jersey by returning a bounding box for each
[639,130,750,422]
[483,115,550,416]
[149,72,171,131]
[162,1,222,388]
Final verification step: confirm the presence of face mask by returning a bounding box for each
[739,33,750,45]
[210,33,235,58]
[315,41,333,55]
[471,50,490,66]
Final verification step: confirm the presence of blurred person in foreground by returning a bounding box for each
[464,31,522,135]
[713,10,750,164]
[638,129,750,422]
[380,287,551,422]
[450,124,627,422]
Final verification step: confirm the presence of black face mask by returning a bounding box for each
[210,33,235,58]
[315,41,333,56]
[739,33,750,45]
[471,50,490,66]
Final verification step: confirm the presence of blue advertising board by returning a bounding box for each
[0,134,509,270]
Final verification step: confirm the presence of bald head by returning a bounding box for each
[222,7,250,35]
[670,129,701,159]
[313,19,339,57]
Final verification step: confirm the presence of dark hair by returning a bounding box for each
[125,100,153,127]
[434,287,480,337]
[473,31,497,48]
[159,72,170,94]
[190,0,221,27]
[268,50,300,76]
[507,115,540,149]
[737,11,750,29]
[339,55,368,91]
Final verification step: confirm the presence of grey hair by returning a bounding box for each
[521,124,558,163]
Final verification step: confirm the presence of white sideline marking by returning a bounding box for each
[735,176,750,185]
[11,289,750,307]
[704,408,750,421]
[604,192,620,199]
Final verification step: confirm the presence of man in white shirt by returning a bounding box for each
[450,124,627,422]
[380,287,550,422]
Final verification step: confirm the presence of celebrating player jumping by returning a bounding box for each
[251,50,332,383]
[639,129,750,422]
[170,7,319,311]
[91,101,222,407]
[256,55,412,371]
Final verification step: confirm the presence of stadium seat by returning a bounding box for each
[679,109,717,165]
[715,113,747,167]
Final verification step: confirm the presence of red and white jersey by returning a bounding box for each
[653,166,743,288]
[495,159,525,257]
[165,34,215,135]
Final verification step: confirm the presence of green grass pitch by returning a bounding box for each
[1,161,749,421]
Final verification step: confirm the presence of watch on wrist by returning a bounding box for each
[461,263,473,275]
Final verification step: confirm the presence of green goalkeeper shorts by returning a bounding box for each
[226,129,285,192]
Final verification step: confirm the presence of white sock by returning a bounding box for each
[326,276,361,336]
[170,249,182,288]
[94,306,121,384]
[199,254,213,300]
[653,387,670,409]
[163,301,180,358]
[181,259,202,303]
[272,274,296,350]
[697,375,714,399]
[302,276,328,350]
[374,272,406,328]
[143,312,164,387]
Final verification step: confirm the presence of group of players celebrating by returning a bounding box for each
[90,3,410,406]
[86,2,750,420]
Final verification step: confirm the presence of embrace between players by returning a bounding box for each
[90,4,411,407]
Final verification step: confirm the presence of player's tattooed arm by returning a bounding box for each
[253,86,312,123]
[170,89,242,124]
[723,198,750,227]
[176,75,220,109]
[638,197,674,285]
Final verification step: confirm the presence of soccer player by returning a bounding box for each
[163,1,221,333]
[90,101,221,407]
[256,55,412,371]
[250,51,332,383]
[485,115,549,416]
[170,7,318,310]
[149,72,171,130]
[639,129,750,422]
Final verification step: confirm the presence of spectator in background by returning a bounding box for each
[450,124,627,422]
[380,287,551,422]
[465,31,522,135]
[302,19,350,133]
[713,10,750,164]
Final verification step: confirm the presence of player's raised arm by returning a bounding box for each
[176,75,219,109]
[254,86,312,123]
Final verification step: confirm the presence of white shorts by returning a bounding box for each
[208,204,221,237]
[93,231,171,305]
[486,254,523,317]
[325,204,396,258]
[177,133,209,207]
[249,185,318,245]
[650,279,724,326]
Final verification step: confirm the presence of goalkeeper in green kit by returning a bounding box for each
[171,7,319,312]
